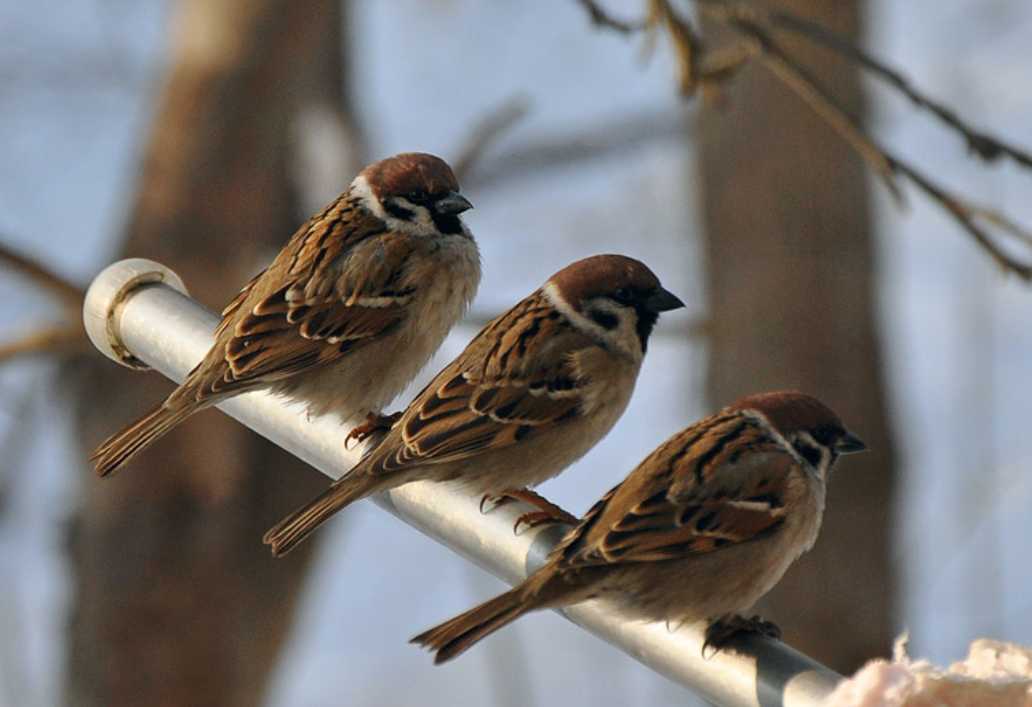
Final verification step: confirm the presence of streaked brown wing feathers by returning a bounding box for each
[367,295,592,474]
[202,204,415,389]
[561,417,794,567]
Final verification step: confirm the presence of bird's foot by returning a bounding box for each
[344,411,402,450]
[480,488,578,534]
[702,614,781,658]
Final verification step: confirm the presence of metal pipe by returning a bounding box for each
[83,258,843,707]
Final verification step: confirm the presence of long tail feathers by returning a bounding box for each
[90,403,196,478]
[411,588,533,664]
[263,474,381,556]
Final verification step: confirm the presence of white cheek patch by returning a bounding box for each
[349,175,385,219]
[352,174,472,239]
[542,283,643,360]
[542,281,578,321]
[741,409,793,455]
[382,198,437,236]
[742,416,831,480]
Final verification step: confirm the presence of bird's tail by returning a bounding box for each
[263,473,383,556]
[411,586,535,664]
[91,403,196,478]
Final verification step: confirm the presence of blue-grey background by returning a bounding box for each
[1,1,1030,705]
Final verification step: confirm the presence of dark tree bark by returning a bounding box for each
[67,1,351,705]
[698,0,896,671]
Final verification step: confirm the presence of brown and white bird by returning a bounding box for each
[92,152,480,477]
[263,254,685,556]
[412,391,867,663]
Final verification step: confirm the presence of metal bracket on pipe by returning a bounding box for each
[83,258,844,707]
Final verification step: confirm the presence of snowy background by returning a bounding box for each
[1,1,1031,705]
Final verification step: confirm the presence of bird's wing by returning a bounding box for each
[560,414,796,566]
[364,295,595,473]
[202,199,417,391]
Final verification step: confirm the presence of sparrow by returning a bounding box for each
[412,390,867,663]
[92,152,481,477]
[263,254,685,556]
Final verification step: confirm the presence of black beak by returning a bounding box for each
[646,287,685,313]
[835,430,868,455]
[433,191,474,215]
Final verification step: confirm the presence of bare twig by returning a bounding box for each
[0,241,85,309]
[576,0,1032,168]
[888,157,1032,279]
[573,0,645,33]
[572,0,1032,278]
[460,108,688,188]
[759,6,1032,169]
[693,0,1032,278]
[714,8,905,203]
[451,98,531,182]
[0,240,89,360]
[642,0,756,103]
[969,205,1032,250]
[0,326,88,363]
[647,0,705,95]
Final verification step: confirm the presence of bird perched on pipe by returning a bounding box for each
[412,391,868,663]
[92,152,480,477]
[263,254,685,556]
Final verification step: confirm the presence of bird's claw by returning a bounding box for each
[702,614,782,658]
[344,411,401,450]
[479,488,577,534]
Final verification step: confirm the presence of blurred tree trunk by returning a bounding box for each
[67,1,357,705]
[698,0,896,671]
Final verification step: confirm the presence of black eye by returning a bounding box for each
[407,188,429,203]
[811,424,840,446]
[613,286,634,303]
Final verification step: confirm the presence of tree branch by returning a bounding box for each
[569,0,1032,280]
[451,97,531,182]
[0,240,85,309]
[0,240,89,360]
[573,0,645,33]
[695,0,1032,278]
[760,5,1032,169]
[723,9,903,202]
[888,158,1032,279]
[0,326,87,363]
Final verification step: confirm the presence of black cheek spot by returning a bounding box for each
[384,200,414,221]
[793,440,823,468]
[588,308,619,330]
